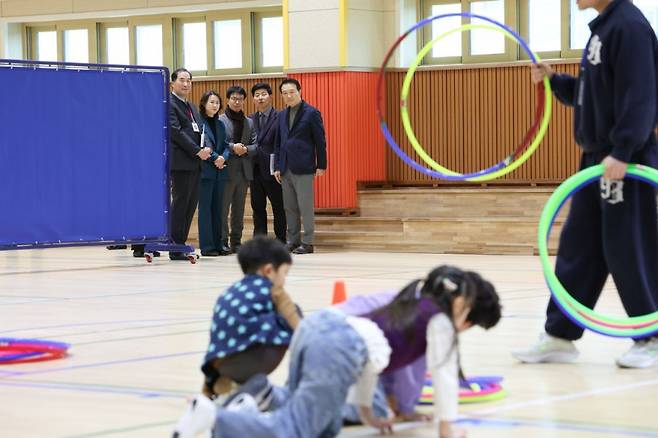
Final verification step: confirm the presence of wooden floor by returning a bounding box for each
[1,247,657,437]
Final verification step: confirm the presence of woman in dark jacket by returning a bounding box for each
[198,91,230,256]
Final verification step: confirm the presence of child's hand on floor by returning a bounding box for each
[439,420,466,438]
[358,406,394,434]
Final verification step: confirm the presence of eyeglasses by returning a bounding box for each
[229,96,245,102]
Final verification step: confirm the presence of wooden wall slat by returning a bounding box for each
[383,62,582,183]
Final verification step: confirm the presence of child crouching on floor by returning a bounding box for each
[173,236,301,436]
[174,265,501,438]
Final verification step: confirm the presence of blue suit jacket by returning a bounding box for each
[201,116,230,180]
[274,101,327,175]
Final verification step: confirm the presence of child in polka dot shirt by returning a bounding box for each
[199,236,301,400]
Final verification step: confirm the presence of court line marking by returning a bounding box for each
[72,329,206,346]
[0,262,154,277]
[31,320,208,341]
[340,416,658,437]
[0,317,206,335]
[0,380,188,399]
[0,350,204,379]
[0,285,221,306]
[62,420,175,438]
[469,377,658,416]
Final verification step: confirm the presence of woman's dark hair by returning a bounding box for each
[226,85,247,99]
[199,91,222,119]
[237,236,292,274]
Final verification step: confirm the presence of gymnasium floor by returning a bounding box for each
[1,247,657,437]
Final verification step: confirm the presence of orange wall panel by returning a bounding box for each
[289,72,386,208]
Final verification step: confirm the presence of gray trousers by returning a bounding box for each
[281,171,315,245]
[221,176,249,247]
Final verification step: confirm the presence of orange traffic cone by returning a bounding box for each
[332,280,347,305]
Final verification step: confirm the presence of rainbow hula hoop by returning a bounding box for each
[401,24,550,179]
[376,12,551,182]
[538,164,658,338]
[0,338,70,364]
[419,375,506,405]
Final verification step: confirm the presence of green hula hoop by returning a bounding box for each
[538,164,658,337]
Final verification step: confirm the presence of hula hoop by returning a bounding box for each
[400,23,550,179]
[538,164,658,338]
[419,375,506,405]
[460,375,503,386]
[376,12,552,182]
[0,338,70,364]
[0,350,43,361]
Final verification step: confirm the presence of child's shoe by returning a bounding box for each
[172,395,217,438]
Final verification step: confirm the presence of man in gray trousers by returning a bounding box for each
[273,78,327,255]
[218,86,257,254]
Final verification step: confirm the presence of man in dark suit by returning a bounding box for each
[249,83,286,244]
[168,68,211,260]
[274,78,327,255]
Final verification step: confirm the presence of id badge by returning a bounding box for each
[191,122,200,133]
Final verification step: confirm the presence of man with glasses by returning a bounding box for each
[273,78,327,255]
[218,86,257,254]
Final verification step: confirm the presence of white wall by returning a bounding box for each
[287,0,340,70]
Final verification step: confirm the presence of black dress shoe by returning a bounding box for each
[169,252,188,261]
[106,245,127,250]
[230,244,241,254]
[219,246,232,256]
[201,250,220,257]
[292,244,314,255]
[285,243,301,253]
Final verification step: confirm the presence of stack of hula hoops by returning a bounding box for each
[0,338,70,365]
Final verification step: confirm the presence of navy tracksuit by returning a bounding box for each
[545,0,658,340]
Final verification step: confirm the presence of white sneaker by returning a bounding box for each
[172,395,217,438]
[511,333,579,363]
[616,338,658,369]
